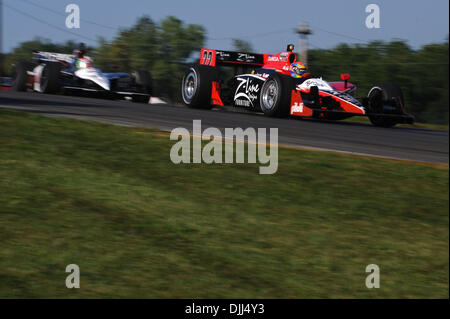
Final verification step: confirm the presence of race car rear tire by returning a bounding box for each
[259,73,294,117]
[368,83,404,128]
[40,62,60,94]
[181,65,216,109]
[12,61,33,92]
[132,70,152,103]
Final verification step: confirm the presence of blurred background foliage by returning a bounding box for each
[93,16,205,99]
[1,16,448,124]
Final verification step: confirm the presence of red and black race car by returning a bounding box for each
[181,44,414,127]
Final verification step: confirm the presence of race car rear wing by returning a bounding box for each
[200,49,265,67]
[32,51,75,64]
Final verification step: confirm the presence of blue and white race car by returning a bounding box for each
[12,50,152,103]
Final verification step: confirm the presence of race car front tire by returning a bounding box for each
[259,73,294,117]
[40,62,61,94]
[368,83,404,128]
[181,65,216,109]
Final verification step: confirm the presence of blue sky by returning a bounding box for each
[2,0,449,53]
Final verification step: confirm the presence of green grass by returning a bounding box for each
[0,109,448,298]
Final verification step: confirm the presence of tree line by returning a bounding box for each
[1,16,448,124]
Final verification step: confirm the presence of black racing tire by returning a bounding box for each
[181,65,216,109]
[12,61,33,92]
[367,83,404,128]
[259,73,295,117]
[132,70,152,94]
[40,62,61,94]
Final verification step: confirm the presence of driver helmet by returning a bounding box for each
[289,62,309,78]
[74,43,87,58]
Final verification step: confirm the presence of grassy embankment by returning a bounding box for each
[0,109,448,298]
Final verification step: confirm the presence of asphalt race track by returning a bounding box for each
[0,91,448,164]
